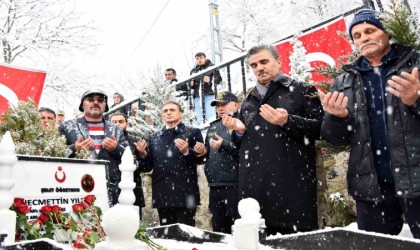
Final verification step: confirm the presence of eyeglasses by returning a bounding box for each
[85,97,105,103]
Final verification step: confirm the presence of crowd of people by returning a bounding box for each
[33,10,419,239]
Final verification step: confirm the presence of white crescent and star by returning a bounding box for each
[0,83,19,107]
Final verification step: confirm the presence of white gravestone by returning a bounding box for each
[94,148,147,250]
[233,198,266,250]
[0,132,17,244]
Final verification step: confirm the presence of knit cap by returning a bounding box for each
[348,9,384,40]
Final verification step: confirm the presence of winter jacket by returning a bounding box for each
[59,117,129,206]
[190,59,222,98]
[138,122,204,208]
[203,115,240,186]
[321,44,420,201]
[233,73,323,230]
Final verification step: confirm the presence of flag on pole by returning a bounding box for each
[0,63,46,117]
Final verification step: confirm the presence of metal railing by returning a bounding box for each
[104,53,251,124]
[105,6,368,124]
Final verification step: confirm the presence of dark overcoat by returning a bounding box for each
[235,74,323,230]
[139,122,204,208]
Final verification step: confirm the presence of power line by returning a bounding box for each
[123,0,170,67]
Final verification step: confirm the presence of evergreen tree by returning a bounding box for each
[127,68,195,140]
[383,0,420,50]
[289,36,312,82]
[0,99,71,157]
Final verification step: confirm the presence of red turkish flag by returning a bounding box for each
[274,17,353,83]
[0,63,46,117]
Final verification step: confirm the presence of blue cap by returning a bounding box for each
[348,9,384,40]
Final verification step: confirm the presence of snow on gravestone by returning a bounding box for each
[233,198,266,250]
[95,148,147,250]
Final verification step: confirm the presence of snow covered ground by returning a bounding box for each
[344,222,415,240]
[3,223,418,250]
[151,223,419,250]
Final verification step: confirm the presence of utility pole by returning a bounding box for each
[362,0,375,9]
[374,0,384,12]
[402,0,412,14]
[209,0,223,64]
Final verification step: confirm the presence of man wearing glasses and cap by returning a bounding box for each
[193,91,240,233]
[59,89,129,206]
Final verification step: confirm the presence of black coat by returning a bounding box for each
[234,74,323,230]
[59,117,129,206]
[321,44,420,201]
[139,122,204,208]
[190,59,222,98]
[204,116,239,186]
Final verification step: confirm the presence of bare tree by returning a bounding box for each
[0,0,99,63]
[219,0,282,54]
[218,0,364,57]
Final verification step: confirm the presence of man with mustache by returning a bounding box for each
[59,89,128,206]
[222,45,323,235]
[320,9,420,238]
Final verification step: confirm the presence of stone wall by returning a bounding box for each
[322,151,356,226]
[140,148,354,231]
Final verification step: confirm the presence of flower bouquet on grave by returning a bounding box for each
[11,195,166,249]
[11,195,105,249]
